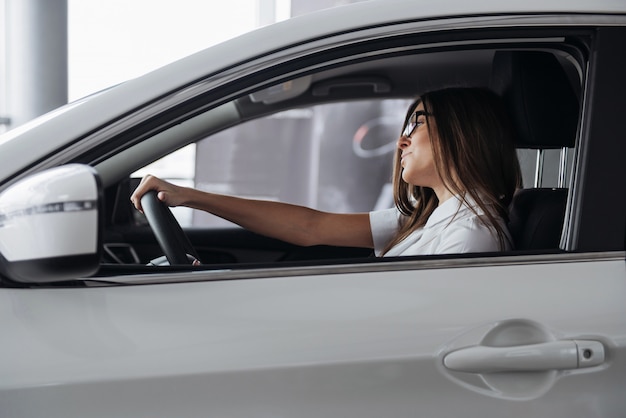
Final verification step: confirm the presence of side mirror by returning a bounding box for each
[0,164,103,284]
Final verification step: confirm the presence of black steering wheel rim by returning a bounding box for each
[140,190,199,265]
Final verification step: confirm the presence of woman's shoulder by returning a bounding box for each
[435,212,504,253]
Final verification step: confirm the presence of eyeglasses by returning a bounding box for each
[402,110,429,138]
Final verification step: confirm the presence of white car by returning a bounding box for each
[1,1,625,417]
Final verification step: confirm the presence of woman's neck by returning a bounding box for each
[433,186,456,206]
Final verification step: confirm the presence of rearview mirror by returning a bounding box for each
[0,164,103,284]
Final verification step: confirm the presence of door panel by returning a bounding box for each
[2,255,624,417]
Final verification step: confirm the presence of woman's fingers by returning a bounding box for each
[130,174,162,212]
[130,175,186,213]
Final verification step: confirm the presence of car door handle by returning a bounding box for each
[443,340,605,373]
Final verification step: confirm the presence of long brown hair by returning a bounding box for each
[382,87,522,254]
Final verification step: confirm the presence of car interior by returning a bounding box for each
[92,30,584,277]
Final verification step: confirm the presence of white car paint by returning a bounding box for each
[0,165,98,261]
[2,256,624,416]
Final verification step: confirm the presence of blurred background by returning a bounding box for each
[0,0,370,133]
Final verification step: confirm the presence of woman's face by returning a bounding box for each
[397,102,439,188]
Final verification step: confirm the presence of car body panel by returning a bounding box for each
[2,255,625,417]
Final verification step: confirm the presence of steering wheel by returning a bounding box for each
[140,190,200,265]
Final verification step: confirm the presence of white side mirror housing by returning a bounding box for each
[0,164,102,284]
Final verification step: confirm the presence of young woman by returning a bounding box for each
[131,87,522,256]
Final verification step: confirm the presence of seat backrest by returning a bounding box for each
[490,51,579,250]
[508,188,568,250]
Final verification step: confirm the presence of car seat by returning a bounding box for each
[490,50,580,250]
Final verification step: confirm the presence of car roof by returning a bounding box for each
[0,0,624,185]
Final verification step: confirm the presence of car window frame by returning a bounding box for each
[84,24,626,284]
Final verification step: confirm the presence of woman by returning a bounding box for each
[131,87,522,257]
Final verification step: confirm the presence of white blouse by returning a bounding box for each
[369,195,511,257]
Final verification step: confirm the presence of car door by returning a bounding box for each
[1,14,625,418]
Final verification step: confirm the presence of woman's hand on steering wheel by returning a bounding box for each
[132,176,200,266]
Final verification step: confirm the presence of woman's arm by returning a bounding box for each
[130,175,374,248]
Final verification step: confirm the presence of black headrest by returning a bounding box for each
[490,51,579,149]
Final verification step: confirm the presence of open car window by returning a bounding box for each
[94,29,588,279]
[133,104,576,231]
[133,99,413,228]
